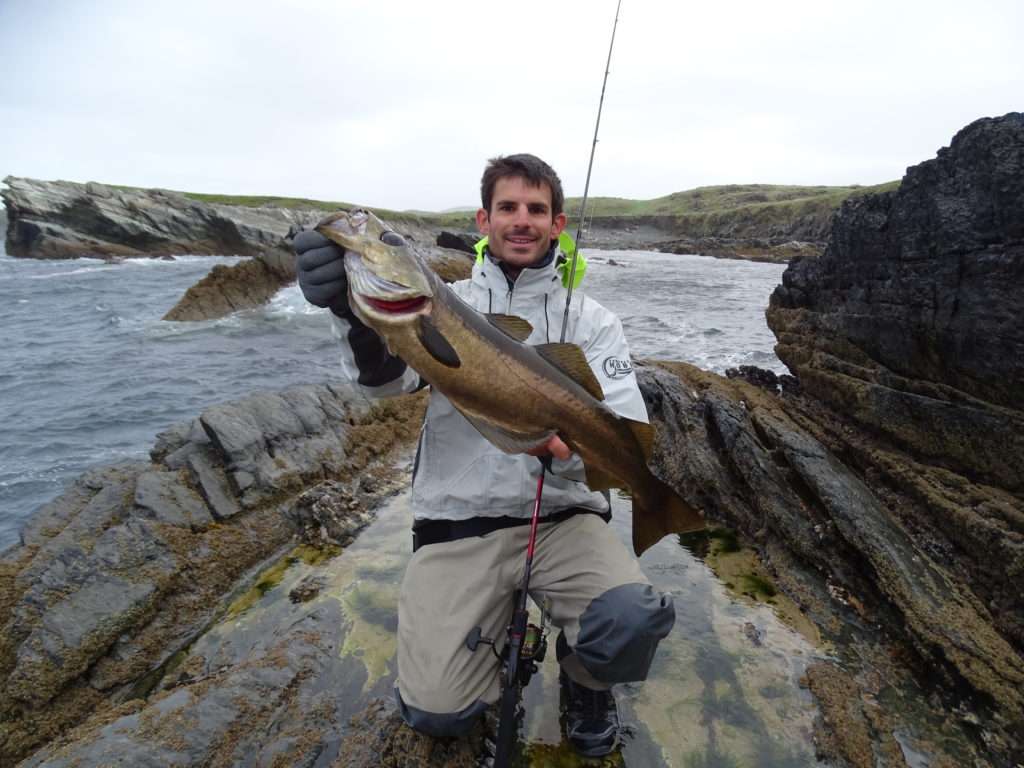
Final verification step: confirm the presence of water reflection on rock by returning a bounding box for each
[191,471,826,766]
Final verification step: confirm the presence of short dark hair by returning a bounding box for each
[480,153,565,217]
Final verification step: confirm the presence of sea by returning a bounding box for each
[0,246,786,551]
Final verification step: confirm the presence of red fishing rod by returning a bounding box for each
[464,456,552,767]
[490,457,551,767]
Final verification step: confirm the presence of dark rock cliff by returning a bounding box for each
[655,113,1024,763]
[768,114,1024,483]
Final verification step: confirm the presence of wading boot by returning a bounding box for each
[559,669,620,757]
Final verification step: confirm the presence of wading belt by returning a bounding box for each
[412,507,611,552]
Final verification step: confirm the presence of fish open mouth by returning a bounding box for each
[344,252,429,316]
[362,295,429,313]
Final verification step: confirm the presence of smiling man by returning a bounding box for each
[294,154,674,758]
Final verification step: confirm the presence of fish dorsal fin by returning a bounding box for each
[535,343,604,401]
[628,419,655,462]
[486,314,533,342]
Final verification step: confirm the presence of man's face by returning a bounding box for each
[476,176,567,270]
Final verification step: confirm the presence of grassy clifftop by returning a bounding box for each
[182,181,898,232]
[565,182,899,218]
[180,182,901,259]
[182,182,897,220]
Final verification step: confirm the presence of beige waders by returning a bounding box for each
[395,512,675,736]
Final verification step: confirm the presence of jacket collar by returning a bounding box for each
[472,242,563,300]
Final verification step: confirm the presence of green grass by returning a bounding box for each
[104,179,901,236]
[566,181,899,218]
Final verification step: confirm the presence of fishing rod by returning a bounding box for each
[491,458,551,768]
[464,457,551,768]
[478,7,626,764]
[560,0,623,343]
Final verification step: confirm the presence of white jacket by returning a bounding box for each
[331,247,648,521]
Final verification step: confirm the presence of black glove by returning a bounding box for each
[295,230,350,316]
[294,229,408,317]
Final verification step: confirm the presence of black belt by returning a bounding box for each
[412,507,611,552]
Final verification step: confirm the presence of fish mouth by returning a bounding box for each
[362,295,429,314]
[345,252,429,317]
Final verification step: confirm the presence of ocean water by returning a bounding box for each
[0,247,786,550]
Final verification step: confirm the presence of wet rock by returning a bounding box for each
[725,364,780,393]
[21,605,369,768]
[185,448,240,520]
[161,256,293,321]
[0,383,428,765]
[640,360,1024,760]
[287,480,375,547]
[134,469,213,530]
[436,230,478,254]
[199,386,351,508]
[742,622,765,647]
[289,575,326,603]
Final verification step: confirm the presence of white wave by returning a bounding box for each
[265,284,325,318]
[27,265,118,279]
[123,255,240,267]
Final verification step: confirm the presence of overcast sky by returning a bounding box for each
[1,0,1020,211]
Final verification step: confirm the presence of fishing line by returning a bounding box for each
[560,0,623,343]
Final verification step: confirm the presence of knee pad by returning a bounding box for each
[568,583,675,683]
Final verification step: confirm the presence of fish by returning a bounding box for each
[316,209,705,555]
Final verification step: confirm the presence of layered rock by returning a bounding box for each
[581,211,835,261]
[0,384,426,765]
[621,114,1024,763]
[640,362,1023,762]
[768,113,1024,489]
[1,176,313,264]
[766,114,1024,658]
[1,176,320,321]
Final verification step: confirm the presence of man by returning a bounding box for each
[294,154,674,757]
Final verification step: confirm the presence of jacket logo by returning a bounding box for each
[602,357,634,379]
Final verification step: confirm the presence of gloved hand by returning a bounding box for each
[295,230,350,316]
[294,228,408,317]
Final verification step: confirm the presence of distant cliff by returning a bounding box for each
[1,177,315,321]
[0,178,471,321]
[1,176,310,266]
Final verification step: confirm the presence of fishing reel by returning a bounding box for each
[465,593,550,687]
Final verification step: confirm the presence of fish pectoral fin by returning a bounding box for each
[534,343,605,401]
[417,316,461,368]
[461,411,555,454]
[631,484,706,556]
[583,463,620,492]
[486,314,533,342]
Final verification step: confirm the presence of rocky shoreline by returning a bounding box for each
[1,113,1021,767]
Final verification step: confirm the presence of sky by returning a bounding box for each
[1,0,1021,212]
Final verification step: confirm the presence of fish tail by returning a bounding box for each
[631,483,705,556]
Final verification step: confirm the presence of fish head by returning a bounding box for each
[316,210,434,325]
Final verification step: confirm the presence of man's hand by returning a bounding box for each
[295,230,350,316]
[295,229,409,317]
[526,434,571,460]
